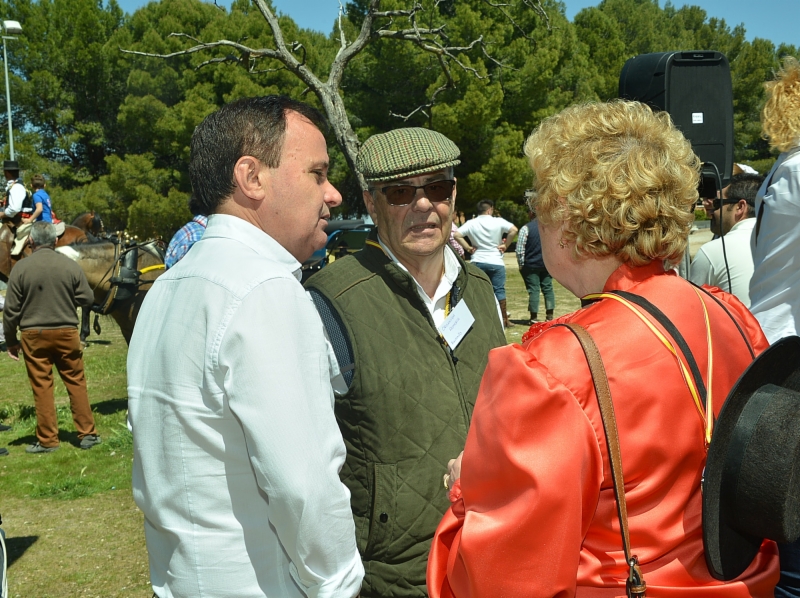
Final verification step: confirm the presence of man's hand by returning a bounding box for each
[497,242,507,254]
[6,344,20,361]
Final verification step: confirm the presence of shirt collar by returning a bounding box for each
[376,234,461,288]
[577,260,668,307]
[729,217,756,233]
[192,214,209,227]
[602,260,668,293]
[203,213,302,280]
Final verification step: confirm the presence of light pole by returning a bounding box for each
[2,20,21,160]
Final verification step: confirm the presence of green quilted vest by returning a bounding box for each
[306,238,505,597]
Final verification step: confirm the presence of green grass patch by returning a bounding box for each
[0,314,133,502]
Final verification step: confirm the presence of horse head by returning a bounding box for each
[56,239,165,345]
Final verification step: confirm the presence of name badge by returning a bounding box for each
[439,299,475,349]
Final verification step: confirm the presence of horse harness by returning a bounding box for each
[92,238,166,316]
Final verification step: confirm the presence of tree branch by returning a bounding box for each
[328,0,380,89]
[481,0,534,41]
[120,36,281,63]
[521,0,552,31]
[249,0,325,91]
[389,82,448,122]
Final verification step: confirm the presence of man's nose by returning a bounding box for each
[411,187,433,210]
[324,181,343,207]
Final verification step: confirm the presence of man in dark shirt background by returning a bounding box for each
[3,221,100,453]
[516,203,555,324]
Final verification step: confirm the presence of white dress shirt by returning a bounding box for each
[749,146,800,343]
[458,215,514,266]
[377,236,461,328]
[127,214,363,598]
[690,218,756,306]
[3,180,27,218]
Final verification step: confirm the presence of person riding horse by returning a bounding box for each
[0,160,35,257]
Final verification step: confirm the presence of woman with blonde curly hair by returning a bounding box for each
[427,100,779,597]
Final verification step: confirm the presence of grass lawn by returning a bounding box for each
[0,316,151,598]
[0,257,602,596]
[502,252,581,344]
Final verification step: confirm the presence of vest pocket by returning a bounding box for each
[364,462,397,560]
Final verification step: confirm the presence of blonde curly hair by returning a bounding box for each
[762,56,800,152]
[524,100,700,266]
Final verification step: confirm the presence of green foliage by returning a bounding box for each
[495,199,529,228]
[1,0,793,233]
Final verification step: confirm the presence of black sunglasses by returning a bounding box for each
[712,197,754,210]
[377,180,456,206]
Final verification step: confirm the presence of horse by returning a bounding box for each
[71,211,105,240]
[0,220,89,282]
[56,239,166,345]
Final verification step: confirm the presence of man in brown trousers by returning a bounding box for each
[3,221,100,453]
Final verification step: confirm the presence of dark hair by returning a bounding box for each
[727,173,764,218]
[31,174,45,189]
[476,199,494,214]
[188,194,203,216]
[189,96,327,215]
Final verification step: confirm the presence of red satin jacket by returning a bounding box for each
[428,261,779,597]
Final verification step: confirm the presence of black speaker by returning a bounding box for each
[619,51,734,188]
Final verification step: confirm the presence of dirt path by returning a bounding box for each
[1,492,150,597]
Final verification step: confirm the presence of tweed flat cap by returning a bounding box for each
[357,127,460,183]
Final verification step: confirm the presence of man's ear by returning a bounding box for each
[738,199,749,217]
[363,189,377,224]
[232,156,267,201]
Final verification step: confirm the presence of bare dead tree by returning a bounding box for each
[122,0,547,191]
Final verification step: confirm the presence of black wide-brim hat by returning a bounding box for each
[703,335,800,580]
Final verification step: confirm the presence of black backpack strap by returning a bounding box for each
[308,288,355,390]
[610,290,707,406]
[690,282,755,360]
[754,165,779,246]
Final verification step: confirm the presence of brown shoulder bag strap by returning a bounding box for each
[560,323,647,598]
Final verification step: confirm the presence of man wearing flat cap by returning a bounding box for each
[306,127,505,597]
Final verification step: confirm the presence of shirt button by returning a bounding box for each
[379,512,388,523]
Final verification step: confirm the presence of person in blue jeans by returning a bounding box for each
[459,200,517,327]
[516,208,555,324]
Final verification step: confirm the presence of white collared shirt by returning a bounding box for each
[127,214,363,598]
[377,235,461,328]
[376,235,503,328]
[749,146,800,343]
[3,179,27,217]
[690,218,756,306]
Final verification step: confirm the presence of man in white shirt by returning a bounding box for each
[0,160,35,256]
[458,200,518,327]
[690,173,762,306]
[746,55,800,598]
[127,96,364,598]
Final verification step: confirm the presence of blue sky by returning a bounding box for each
[264,0,800,50]
[116,0,797,49]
